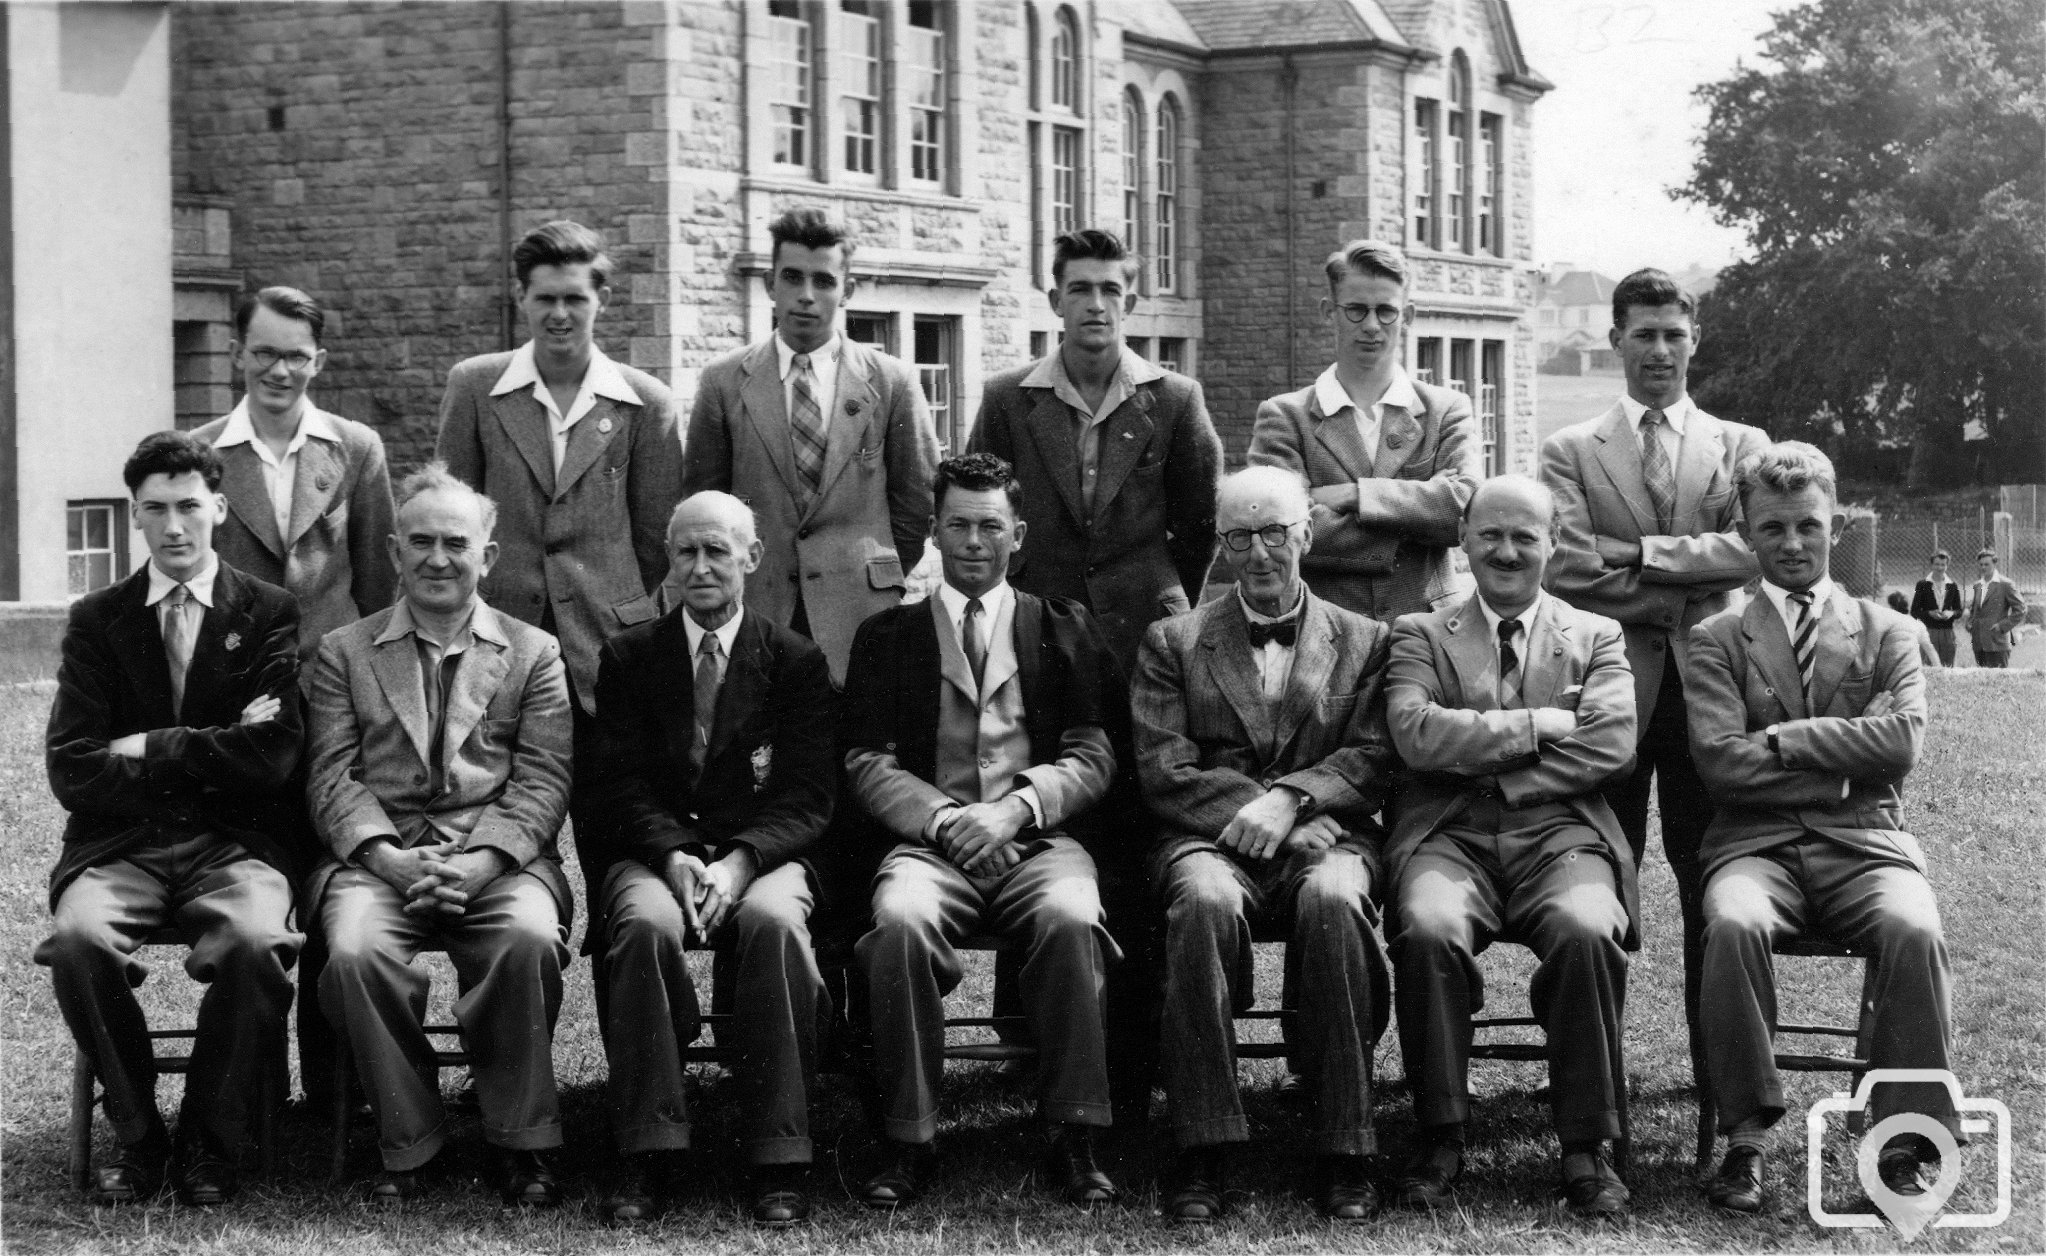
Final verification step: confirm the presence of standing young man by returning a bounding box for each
[1965,547,2027,668]
[1248,238,1479,622]
[1909,550,1961,668]
[682,206,939,685]
[1538,268,1769,1090]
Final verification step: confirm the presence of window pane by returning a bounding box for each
[908,24,946,183]
[1414,100,1437,247]
[1155,101,1180,290]
[69,554,88,597]
[67,505,84,551]
[88,506,110,548]
[1051,10,1078,110]
[1052,126,1081,235]
[770,16,811,168]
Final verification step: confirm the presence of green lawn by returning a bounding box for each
[2,672,2041,1254]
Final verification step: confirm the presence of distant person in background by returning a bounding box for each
[1909,550,1960,667]
[1886,592,1941,668]
[1965,548,2026,668]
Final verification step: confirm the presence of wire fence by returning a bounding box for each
[1855,509,2046,599]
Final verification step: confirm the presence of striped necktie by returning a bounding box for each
[1497,618,1523,708]
[1640,409,1677,531]
[790,352,827,497]
[1788,590,1817,707]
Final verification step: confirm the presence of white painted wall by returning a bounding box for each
[10,2,172,600]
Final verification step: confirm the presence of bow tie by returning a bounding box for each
[1246,619,1298,649]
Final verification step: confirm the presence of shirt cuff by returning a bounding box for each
[1011,784,1046,831]
[924,805,960,843]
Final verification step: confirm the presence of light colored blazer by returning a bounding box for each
[682,336,938,684]
[1384,592,1640,942]
[1683,588,1928,882]
[1966,575,2026,655]
[1539,401,1770,730]
[435,349,682,711]
[192,406,396,659]
[304,600,575,915]
[1133,589,1398,864]
[1247,378,1479,621]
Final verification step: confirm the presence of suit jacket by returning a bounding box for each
[304,599,575,916]
[1133,588,1398,867]
[682,337,938,684]
[840,591,1128,884]
[1909,578,1960,633]
[45,563,305,907]
[1966,575,2026,654]
[192,406,397,659]
[1246,378,1479,621]
[1683,589,1928,882]
[967,360,1222,670]
[1384,593,1640,945]
[436,349,682,711]
[1540,401,1770,730]
[579,607,836,933]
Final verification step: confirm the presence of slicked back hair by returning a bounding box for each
[234,285,326,346]
[396,460,499,541]
[1051,227,1141,287]
[123,430,224,494]
[1610,267,1696,330]
[513,220,612,289]
[769,206,855,271]
[1733,441,1837,516]
[934,451,1025,515]
[1324,238,1408,294]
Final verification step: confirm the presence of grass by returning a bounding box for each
[3,671,2042,1254]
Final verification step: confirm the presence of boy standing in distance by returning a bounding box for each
[1965,547,2026,668]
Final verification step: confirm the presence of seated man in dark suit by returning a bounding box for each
[844,452,1125,1210]
[1383,475,1637,1217]
[580,492,836,1226]
[37,430,304,1205]
[1686,442,1953,1213]
[1133,465,1398,1223]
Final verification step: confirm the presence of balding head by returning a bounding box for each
[668,490,758,549]
[1217,466,1314,616]
[1217,465,1313,529]
[1461,474,1557,617]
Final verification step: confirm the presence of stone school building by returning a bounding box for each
[2,0,1548,601]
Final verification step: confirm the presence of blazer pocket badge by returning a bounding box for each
[751,743,773,791]
[598,416,614,434]
[224,631,242,652]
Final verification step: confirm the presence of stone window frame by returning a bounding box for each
[1412,47,1508,258]
[1048,6,1082,114]
[1446,51,1470,252]
[837,1,885,183]
[1412,96,1439,250]
[904,0,952,189]
[1478,110,1504,256]
[1121,87,1147,287]
[765,0,815,174]
[1024,2,1093,283]
[1154,93,1183,293]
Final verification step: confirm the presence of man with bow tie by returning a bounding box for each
[1247,238,1479,623]
[1538,267,1770,1099]
[1685,442,1953,1213]
[578,492,836,1226]
[38,431,304,1206]
[1382,475,1638,1217]
[1133,466,1399,1223]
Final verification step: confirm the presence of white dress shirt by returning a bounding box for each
[1617,393,1693,469]
[1757,574,1837,643]
[775,333,842,439]
[1314,363,1422,471]
[210,400,341,542]
[1238,586,1304,703]
[680,605,747,689]
[146,557,219,628]
[489,341,643,474]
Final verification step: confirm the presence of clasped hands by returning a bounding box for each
[108,692,282,759]
[663,846,759,943]
[935,794,1035,878]
[361,839,513,919]
[1218,787,1343,861]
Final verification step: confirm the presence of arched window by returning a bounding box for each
[1122,89,1145,263]
[1050,7,1080,112]
[1155,95,1181,292]
[1024,4,1041,110]
[1448,51,1471,251]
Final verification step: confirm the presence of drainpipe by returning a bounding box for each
[497,1,515,349]
[1283,53,1298,388]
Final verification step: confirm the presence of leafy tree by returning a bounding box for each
[1676,0,2044,486]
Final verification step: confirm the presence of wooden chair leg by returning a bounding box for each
[69,1048,96,1194]
[328,1033,354,1185]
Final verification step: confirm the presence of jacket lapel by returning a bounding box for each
[179,567,253,719]
[1520,596,1573,708]
[1087,387,1156,522]
[1370,403,1422,479]
[491,391,557,500]
[740,338,804,502]
[1271,594,1337,757]
[1021,387,1090,531]
[1741,596,1808,719]
[1309,392,1371,481]
[1809,590,1861,716]
[708,615,770,767]
[369,631,435,767]
[813,346,878,510]
[1200,600,1276,759]
[929,595,980,705]
[283,438,344,551]
[106,571,177,726]
[219,445,286,559]
[1589,404,1657,536]
[554,399,623,498]
[1443,596,1500,710]
[439,635,510,766]
[1671,411,1727,525]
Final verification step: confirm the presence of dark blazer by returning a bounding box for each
[1246,377,1479,620]
[45,563,305,907]
[838,591,1132,883]
[436,349,682,711]
[579,607,836,932]
[192,405,397,659]
[966,359,1222,670]
[1132,589,1397,867]
[1909,578,1961,634]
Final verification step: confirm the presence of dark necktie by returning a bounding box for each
[162,584,196,718]
[1640,408,1677,531]
[962,598,987,688]
[691,631,722,774]
[1497,618,1523,706]
[1788,591,1817,706]
[790,352,827,496]
[1245,619,1298,649]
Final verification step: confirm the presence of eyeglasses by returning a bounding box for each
[246,348,317,372]
[1216,519,1305,552]
[1335,303,1403,326]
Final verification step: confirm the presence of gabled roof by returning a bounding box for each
[1541,269,1617,309]
[1116,0,1208,52]
[1166,0,1412,53]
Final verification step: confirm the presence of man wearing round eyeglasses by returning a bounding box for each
[195,286,396,659]
[1248,239,1479,623]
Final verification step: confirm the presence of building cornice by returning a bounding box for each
[734,251,999,291]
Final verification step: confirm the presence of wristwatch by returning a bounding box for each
[1766,723,1782,756]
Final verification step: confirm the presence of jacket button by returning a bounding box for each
[546,543,563,556]
[798,527,812,541]
[979,757,993,768]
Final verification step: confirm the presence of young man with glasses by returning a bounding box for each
[194,286,396,659]
[1247,238,1479,623]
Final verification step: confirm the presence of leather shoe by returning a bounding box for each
[1878,1145,1931,1197]
[1320,1154,1377,1222]
[861,1140,935,1209]
[368,1150,448,1206]
[495,1147,561,1208]
[601,1151,681,1224]
[1163,1146,1226,1223]
[1562,1147,1629,1218]
[173,1139,237,1207]
[751,1163,812,1227]
[1391,1139,1463,1209]
[1046,1124,1117,1207]
[1706,1145,1765,1214]
[93,1130,171,1204]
